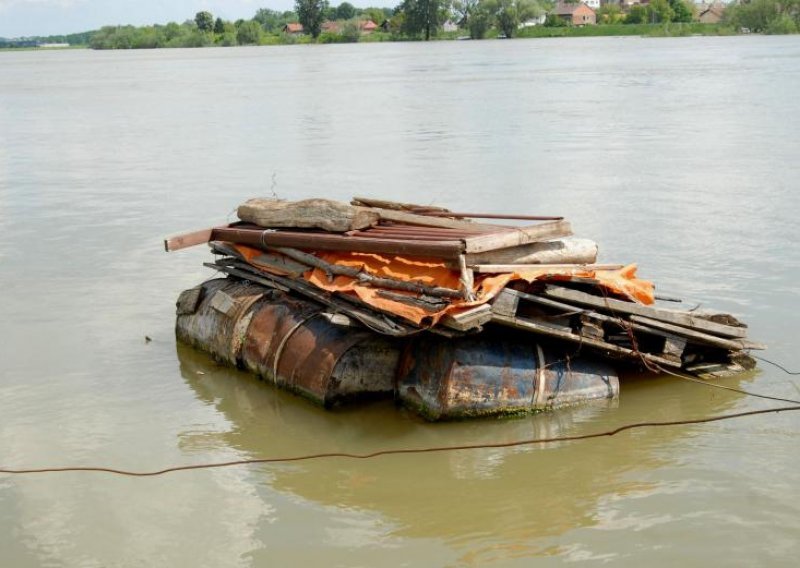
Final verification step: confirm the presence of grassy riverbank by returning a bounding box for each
[517,22,734,39]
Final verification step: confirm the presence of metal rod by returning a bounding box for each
[212,227,466,259]
[415,212,564,221]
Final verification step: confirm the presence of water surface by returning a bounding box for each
[1,36,799,566]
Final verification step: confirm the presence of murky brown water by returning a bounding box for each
[1,36,799,566]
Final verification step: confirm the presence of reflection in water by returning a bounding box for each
[176,342,750,563]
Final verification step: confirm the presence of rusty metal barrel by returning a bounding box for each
[176,279,401,406]
[395,334,619,420]
[176,278,619,418]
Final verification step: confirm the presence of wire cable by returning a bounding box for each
[1,405,798,477]
[752,354,800,375]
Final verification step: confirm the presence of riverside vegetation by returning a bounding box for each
[2,0,799,50]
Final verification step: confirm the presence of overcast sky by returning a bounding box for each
[0,0,395,38]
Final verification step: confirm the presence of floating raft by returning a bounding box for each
[167,196,763,420]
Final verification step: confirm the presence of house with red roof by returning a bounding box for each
[552,2,597,25]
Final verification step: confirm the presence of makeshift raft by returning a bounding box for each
[167,197,763,420]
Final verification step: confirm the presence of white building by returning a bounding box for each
[584,0,601,9]
[519,15,547,28]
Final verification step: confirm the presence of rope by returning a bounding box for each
[2,406,798,477]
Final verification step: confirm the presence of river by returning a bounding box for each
[1,35,799,566]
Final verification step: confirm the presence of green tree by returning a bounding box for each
[363,7,388,24]
[724,0,800,33]
[237,20,263,44]
[335,2,357,19]
[467,1,492,37]
[495,0,541,37]
[195,11,214,32]
[296,0,330,38]
[625,4,647,24]
[543,13,566,26]
[668,0,692,23]
[646,0,674,23]
[399,0,450,39]
[596,4,623,24]
[453,0,479,26]
[213,17,225,34]
[164,22,182,40]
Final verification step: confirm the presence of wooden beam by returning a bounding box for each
[472,263,623,273]
[351,196,450,212]
[542,285,748,339]
[462,220,573,253]
[164,227,219,252]
[463,238,598,266]
[371,207,499,231]
[440,304,493,332]
[629,315,765,351]
[491,313,682,368]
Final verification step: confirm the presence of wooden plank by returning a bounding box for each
[372,207,499,231]
[164,227,217,252]
[472,263,623,273]
[464,237,597,266]
[629,315,765,351]
[491,313,682,368]
[250,253,309,277]
[212,227,465,259]
[662,336,688,363]
[440,304,492,332]
[542,285,748,339]
[351,196,450,213]
[463,220,573,253]
[490,288,520,317]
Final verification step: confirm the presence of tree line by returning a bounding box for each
[89,4,393,49]
[24,0,794,50]
[723,0,800,34]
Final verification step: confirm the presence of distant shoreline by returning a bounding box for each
[0,23,752,52]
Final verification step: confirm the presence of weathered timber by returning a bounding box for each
[462,220,573,253]
[165,227,220,252]
[628,315,766,351]
[371,207,499,231]
[458,254,476,301]
[440,304,493,332]
[463,237,598,266]
[542,285,748,339]
[351,196,450,213]
[491,313,682,368]
[662,336,688,363]
[375,290,449,312]
[205,261,419,337]
[578,317,605,341]
[412,212,564,221]
[238,198,379,232]
[211,227,465,259]
[249,252,309,277]
[472,263,624,274]
[269,246,464,299]
[490,288,521,317]
[493,288,694,364]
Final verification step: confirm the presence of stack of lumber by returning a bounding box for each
[165,196,763,378]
